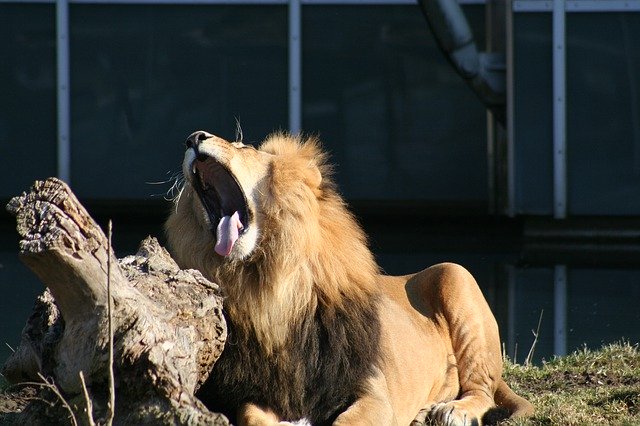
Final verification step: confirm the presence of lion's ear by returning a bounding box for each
[304,162,322,190]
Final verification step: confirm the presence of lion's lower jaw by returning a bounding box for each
[194,203,259,261]
[224,225,259,260]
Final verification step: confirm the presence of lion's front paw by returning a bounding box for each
[429,402,480,426]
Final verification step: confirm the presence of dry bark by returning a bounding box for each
[1,177,229,425]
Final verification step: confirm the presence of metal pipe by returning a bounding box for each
[56,0,71,184]
[417,0,506,123]
[288,0,302,134]
[506,0,516,215]
[486,0,507,214]
[513,0,640,12]
[507,265,517,359]
[553,0,567,218]
[554,265,567,356]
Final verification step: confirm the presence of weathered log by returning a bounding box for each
[1,177,229,425]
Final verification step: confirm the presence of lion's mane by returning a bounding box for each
[166,134,383,425]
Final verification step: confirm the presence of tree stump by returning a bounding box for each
[1,178,229,425]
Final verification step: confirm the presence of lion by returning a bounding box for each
[165,130,533,426]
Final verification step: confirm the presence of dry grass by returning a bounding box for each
[3,342,639,425]
[501,341,640,425]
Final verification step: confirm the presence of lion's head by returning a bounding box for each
[165,131,378,349]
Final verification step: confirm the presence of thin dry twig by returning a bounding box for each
[79,371,96,426]
[106,220,115,426]
[36,372,78,426]
[525,310,544,366]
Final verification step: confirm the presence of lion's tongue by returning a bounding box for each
[215,211,243,257]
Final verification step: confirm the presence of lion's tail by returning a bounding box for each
[494,379,534,418]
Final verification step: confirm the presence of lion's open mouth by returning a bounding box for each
[191,155,250,257]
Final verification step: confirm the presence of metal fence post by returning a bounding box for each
[289,0,302,134]
[56,0,71,184]
[552,0,567,218]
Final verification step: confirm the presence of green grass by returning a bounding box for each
[501,341,640,425]
[1,342,639,424]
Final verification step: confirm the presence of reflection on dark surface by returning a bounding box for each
[2,211,639,366]
[369,215,640,363]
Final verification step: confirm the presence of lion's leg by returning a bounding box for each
[237,403,280,426]
[333,367,398,426]
[494,378,534,417]
[415,263,504,426]
[237,402,309,426]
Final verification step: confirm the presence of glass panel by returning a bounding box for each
[568,269,640,350]
[510,268,555,361]
[69,5,288,199]
[514,13,640,216]
[513,14,554,214]
[508,266,640,363]
[302,5,488,203]
[567,14,640,215]
[0,5,57,199]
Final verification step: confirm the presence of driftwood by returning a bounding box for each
[1,177,229,425]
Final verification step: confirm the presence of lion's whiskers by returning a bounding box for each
[146,171,185,202]
[235,117,244,143]
[163,172,185,202]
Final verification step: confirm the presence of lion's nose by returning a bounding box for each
[185,131,211,150]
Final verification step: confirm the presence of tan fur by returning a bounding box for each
[166,132,533,426]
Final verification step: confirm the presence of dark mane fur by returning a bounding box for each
[197,294,382,425]
[169,134,384,423]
